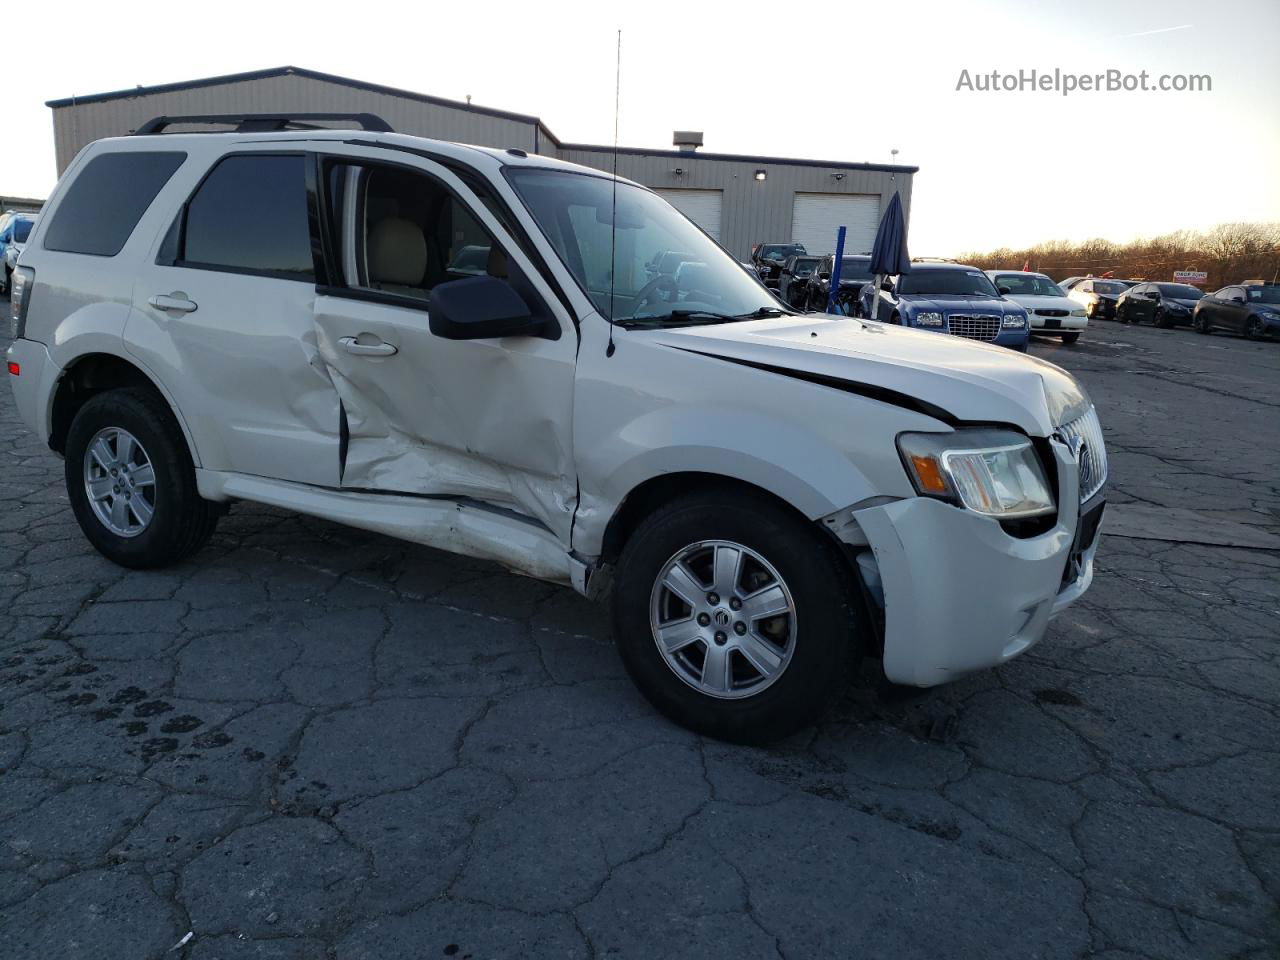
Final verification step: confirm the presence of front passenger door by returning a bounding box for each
[307,150,580,542]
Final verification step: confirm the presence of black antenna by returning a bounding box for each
[606,28,621,358]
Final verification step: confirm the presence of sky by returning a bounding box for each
[4,0,1278,255]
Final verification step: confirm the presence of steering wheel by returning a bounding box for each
[633,274,679,313]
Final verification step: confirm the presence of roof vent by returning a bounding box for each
[673,131,703,153]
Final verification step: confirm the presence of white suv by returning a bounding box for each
[5,114,1107,742]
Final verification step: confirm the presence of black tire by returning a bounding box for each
[1245,316,1265,341]
[65,388,220,569]
[612,490,860,744]
[1194,312,1212,335]
[1154,308,1172,329]
[1061,332,1080,344]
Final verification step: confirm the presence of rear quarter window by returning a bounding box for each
[43,151,186,257]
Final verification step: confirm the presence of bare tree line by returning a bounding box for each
[958,222,1280,289]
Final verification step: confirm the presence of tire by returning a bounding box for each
[1061,332,1080,344]
[1245,316,1265,341]
[1154,308,1172,329]
[65,388,220,569]
[1194,312,1212,335]
[612,489,860,744]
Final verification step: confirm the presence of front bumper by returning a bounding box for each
[5,338,55,443]
[844,438,1102,687]
[1030,314,1087,332]
[1088,298,1117,320]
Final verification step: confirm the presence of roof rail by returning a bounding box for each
[133,113,393,135]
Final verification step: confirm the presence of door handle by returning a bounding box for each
[148,293,198,314]
[338,336,398,357]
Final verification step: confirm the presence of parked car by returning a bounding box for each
[986,270,1087,344]
[0,213,36,294]
[646,249,696,279]
[1116,282,1204,327]
[859,262,1031,350]
[1058,276,1086,292]
[1066,278,1132,321]
[777,255,821,308]
[750,241,807,288]
[805,254,875,313]
[6,114,1106,743]
[1193,282,1280,339]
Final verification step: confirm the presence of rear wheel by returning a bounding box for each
[65,388,220,569]
[612,490,859,743]
[1061,332,1080,344]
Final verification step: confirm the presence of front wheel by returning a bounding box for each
[1245,316,1265,341]
[1154,308,1172,329]
[612,490,859,743]
[65,388,221,569]
[1194,312,1212,335]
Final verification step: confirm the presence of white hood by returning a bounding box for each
[647,314,1088,436]
[1003,293,1080,314]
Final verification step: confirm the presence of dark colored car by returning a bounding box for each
[857,262,1030,350]
[1066,278,1134,321]
[777,255,822,307]
[645,249,697,279]
[805,255,875,312]
[1193,283,1280,340]
[750,242,807,288]
[1116,282,1204,327]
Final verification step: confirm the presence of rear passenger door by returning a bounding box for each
[127,149,342,487]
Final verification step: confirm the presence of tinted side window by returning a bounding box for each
[181,155,314,279]
[44,151,186,257]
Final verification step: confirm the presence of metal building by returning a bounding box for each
[46,66,916,260]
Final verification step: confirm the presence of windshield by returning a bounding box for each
[1247,286,1280,304]
[507,169,780,323]
[837,259,874,281]
[761,244,805,260]
[896,268,999,297]
[792,257,820,273]
[13,220,34,243]
[994,274,1064,297]
[1156,284,1203,300]
[1092,281,1127,295]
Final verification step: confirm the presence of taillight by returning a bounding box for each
[9,265,34,339]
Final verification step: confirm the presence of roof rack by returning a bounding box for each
[133,113,393,135]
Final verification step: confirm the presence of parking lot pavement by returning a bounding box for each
[1,324,1277,960]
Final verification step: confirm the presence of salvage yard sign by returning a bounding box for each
[1174,270,1208,284]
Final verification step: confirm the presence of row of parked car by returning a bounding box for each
[745,241,1279,348]
[0,210,37,295]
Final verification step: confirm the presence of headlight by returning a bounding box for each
[1166,302,1187,313]
[915,311,943,327]
[898,429,1055,519]
[1002,313,1026,327]
[1258,310,1280,322]
[1070,309,1086,317]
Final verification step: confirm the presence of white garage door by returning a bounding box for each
[791,194,882,255]
[654,189,723,241]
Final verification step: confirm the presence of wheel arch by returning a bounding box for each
[49,351,200,465]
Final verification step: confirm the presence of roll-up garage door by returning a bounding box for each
[654,189,723,241]
[791,194,881,255]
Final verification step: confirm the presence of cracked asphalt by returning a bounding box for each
[1,322,1278,960]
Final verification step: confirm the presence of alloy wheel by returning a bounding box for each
[649,540,797,699]
[83,426,157,537]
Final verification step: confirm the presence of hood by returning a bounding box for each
[1003,294,1078,313]
[898,294,1018,315]
[647,315,1088,436]
[1166,298,1200,309]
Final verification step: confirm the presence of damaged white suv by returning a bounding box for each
[6,114,1106,742]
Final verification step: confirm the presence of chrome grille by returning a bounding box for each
[947,314,1001,342]
[1057,407,1108,502]
[1034,308,1069,317]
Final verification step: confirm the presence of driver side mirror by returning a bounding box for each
[428,276,549,340]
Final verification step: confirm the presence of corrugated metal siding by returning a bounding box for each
[51,75,542,173]
[51,75,914,261]
[556,148,910,259]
